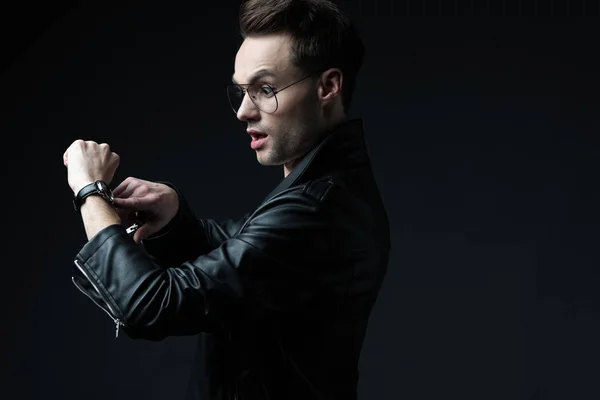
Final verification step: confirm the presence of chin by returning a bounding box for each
[256,152,280,167]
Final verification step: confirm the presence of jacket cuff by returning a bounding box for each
[77,223,131,260]
[72,224,134,334]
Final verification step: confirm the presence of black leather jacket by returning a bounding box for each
[72,118,390,400]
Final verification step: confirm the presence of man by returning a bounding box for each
[63,0,390,399]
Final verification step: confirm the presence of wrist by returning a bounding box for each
[73,180,115,212]
[79,194,121,240]
[167,188,180,219]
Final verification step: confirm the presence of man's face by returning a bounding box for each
[232,34,323,176]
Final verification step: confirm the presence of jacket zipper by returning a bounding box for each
[72,259,125,338]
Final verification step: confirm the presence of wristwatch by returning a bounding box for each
[73,180,115,212]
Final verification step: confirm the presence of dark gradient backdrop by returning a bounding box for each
[3,1,599,399]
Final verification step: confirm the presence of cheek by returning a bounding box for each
[264,92,319,137]
[276,89,315,114]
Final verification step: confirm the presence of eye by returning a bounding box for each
[260,85,275,96]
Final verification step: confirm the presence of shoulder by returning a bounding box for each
[254,178,335,215]
[302,178,334,202]
[237,178,341,240]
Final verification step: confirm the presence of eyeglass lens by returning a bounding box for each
[227,84,278,114]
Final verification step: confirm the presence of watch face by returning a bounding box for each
[96,181,114,202]
[95,180,106,191]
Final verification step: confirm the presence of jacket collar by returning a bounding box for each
[261,118,367,204]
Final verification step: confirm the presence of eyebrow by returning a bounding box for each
[231,69,277,85]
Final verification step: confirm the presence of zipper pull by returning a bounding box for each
[115,319,123,338]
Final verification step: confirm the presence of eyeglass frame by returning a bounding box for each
[226,69,326,115]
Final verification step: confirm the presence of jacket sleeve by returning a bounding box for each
[140,182,251,267]
[71,186,331,341]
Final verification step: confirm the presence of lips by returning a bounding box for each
[247,129,267,139]
[248,130,268,150]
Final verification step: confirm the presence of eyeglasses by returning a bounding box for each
[226,72,319,114]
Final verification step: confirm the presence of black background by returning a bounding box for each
[3,1,599,399]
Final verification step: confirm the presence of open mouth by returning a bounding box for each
[249,132,267,140]
[250,134,268,149]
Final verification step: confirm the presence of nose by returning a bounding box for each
[236,92,261,122]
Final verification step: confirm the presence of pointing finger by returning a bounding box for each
[112,197,144,209]
[112,179,134,197]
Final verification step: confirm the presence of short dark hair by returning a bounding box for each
[238,0,365,114]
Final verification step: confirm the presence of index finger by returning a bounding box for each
[112,196,145,209]
[112,178,133,197]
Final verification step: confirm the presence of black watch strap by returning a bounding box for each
[73,180,114,212]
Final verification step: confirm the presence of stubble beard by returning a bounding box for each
[256,97,322,167]
[258,119,320,168]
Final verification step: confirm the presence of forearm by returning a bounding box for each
[73,223,238,340]
[80,195,121,240]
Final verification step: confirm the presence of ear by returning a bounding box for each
[317,68,343,103]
